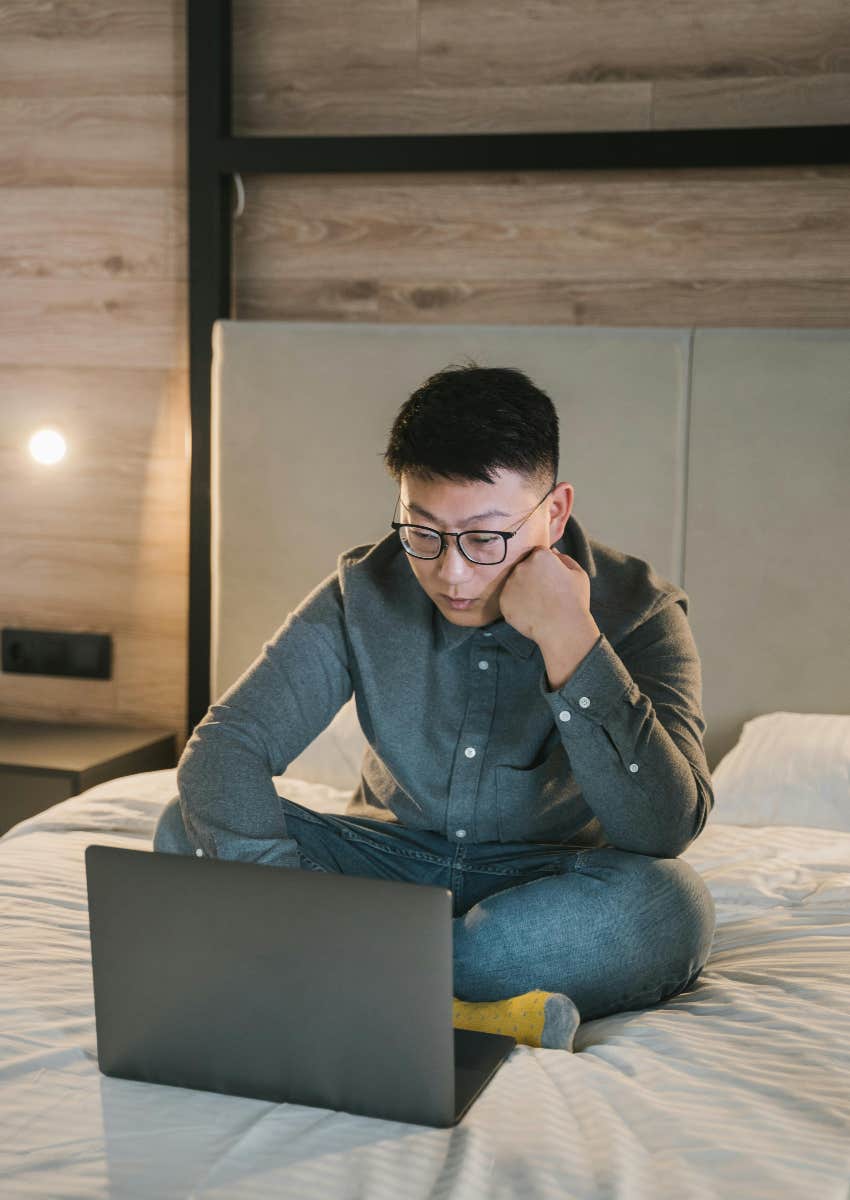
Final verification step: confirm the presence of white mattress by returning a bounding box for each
[2,768,849,1200]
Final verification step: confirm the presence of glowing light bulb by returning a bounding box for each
[29,428,67,465]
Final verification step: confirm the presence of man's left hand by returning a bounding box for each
[499,546,601,677]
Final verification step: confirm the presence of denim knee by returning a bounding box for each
[152,794,194,856]
[595,850,717,973]
[670,858,716,967]
[646,855,716,973]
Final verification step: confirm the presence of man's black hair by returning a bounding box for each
[383,360,559,495]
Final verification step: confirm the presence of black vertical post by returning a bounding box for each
[187,0,232,734]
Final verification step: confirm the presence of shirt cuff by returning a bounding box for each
[538,632,637,724]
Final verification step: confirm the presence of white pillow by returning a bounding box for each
[711,711,850,831]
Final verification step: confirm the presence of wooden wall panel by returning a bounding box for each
[0,366,189,737]
[0,99,184,188]
[233,0,850,135]
[654,74,850,131]
[0,3,188,742]
[417,0,850,88]
[0,281,187,368]
[233,75,850,138]
[0,2,185,98]
[235,166,850,325]
[0,0,847,750]
[233,0,850,329]
[2,187,180,278]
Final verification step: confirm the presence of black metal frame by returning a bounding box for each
[187,0,848,731]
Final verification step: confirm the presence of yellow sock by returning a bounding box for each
[453,989,578,1050]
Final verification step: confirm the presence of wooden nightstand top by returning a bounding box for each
[0,719,177,773]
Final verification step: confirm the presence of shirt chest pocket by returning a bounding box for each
[495,745,576,842]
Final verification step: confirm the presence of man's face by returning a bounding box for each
[398,468,573,627]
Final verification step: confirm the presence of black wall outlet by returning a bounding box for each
[1,627,112,680]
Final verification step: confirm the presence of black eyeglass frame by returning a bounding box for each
[391,481,557,566]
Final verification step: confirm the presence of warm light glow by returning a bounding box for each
[29,428,67,465]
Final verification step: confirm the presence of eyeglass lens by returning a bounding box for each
[398,526,505,564]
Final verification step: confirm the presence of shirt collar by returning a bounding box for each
[433,605,538,659]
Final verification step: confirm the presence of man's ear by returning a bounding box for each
[548,481,573,542]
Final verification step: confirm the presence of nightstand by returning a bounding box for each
[0,719,178,836]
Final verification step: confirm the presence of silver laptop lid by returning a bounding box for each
[85,844,456,1125]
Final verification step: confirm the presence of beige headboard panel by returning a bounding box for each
[211,320,850,775]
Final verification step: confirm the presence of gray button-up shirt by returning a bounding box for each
[177,513,714,863]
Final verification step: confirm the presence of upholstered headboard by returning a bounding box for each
[210,320,850,777]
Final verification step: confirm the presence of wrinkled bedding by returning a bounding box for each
[1,768,848,1199]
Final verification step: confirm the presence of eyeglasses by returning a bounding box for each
[391,482,556,566]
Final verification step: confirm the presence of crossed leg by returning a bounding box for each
[452,845,717,1021]
[154,795,716,1023]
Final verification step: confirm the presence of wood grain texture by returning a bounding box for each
[237,275,850,326]
[0,1,184,97]
[234,166,850,325]
[0,97,184,187]
[0,280,187,368]
[0,366,189,738]
[233,0,850,133]
[2,188,179,280]
[235,83,654,136]
[654,72,850,129]
[417,0,850,87]
[233,75,850,137]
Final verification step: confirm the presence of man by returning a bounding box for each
[154,363,716,1052]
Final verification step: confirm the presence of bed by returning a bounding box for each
[2,321,849,1198]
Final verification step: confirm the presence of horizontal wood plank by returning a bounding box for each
[232,167,850,283]
[653,72,850,129]
[2,188,180,280]
[0,281,187,368]
[0,97,184,187]
[236,274,850,326]
[0,0,184,97]
[233,82,654,136]
[418,0,850,87]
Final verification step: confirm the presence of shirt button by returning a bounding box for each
[558,710,571,722]
[629,762,639,773]
[464,747,476,758]
[456,829,467,838]
[478,660,489,670]
[579,696,591,708]
[483,632,493,637]
[195,848,204,857]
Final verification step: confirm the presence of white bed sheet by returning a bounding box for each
[1,768,849,1200]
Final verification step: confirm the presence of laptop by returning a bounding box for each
[84,843,516,1128]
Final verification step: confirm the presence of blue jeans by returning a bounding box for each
[153,794,716,1022]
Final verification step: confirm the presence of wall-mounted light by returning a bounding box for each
[29,428,67,465]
